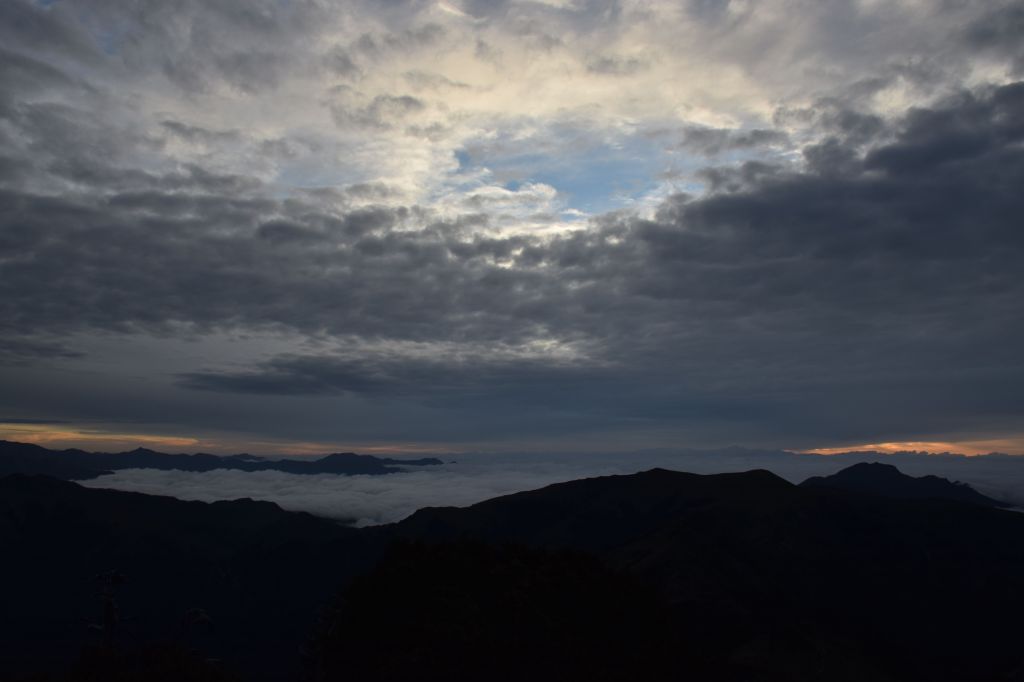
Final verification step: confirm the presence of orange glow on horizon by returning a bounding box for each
[0,424,199,451]
[804,439,1024,457]
[0,423,455,456]
[4,422,1022,458]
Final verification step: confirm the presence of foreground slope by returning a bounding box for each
[390,468,1024,681]
[4,465,1024,681]
[0,475,381,681]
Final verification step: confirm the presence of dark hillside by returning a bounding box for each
[0,475,382,681]
[390,467,1024,681]
[5,465,1024,681]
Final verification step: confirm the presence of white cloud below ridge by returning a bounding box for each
[81,449,1024,526]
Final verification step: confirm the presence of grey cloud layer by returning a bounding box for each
[3,80,1024,444]
[1,0,1024,448]
[5,83,1022,335]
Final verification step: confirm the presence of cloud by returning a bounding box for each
[0,337,84,363]
[586,54,649,76]
[79,449,1024,527]
[1,0,1014,202]
[176,346,604,416]
[1,80,1023,447]
[330,94,429,131]
[678,126,790,156]
[1,1,1024,449]
[962,3,1024,74]
[160,120,244,147]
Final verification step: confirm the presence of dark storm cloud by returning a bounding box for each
[865,83,1024,175]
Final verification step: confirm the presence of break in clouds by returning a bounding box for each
[81,450,1024,526]
[2,0,1024,452]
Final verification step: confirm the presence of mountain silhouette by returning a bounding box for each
[0,440,441,480]
[5,463,1024,681]
[0,474,383,681]
[307,541,686,682]
[388,467,1024,681]
[800,461,1005,507]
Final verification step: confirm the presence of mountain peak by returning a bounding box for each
[801,462,1004,507]
[836,462,902,477]
[317,452,363,462]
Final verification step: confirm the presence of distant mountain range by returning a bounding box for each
[2,447,1023,681]
[0,439,442,479]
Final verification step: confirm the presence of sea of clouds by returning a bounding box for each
[78,450,1024,526]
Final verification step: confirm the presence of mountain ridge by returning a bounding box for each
[4,461,1024,680]
[0,439,442,480]
[800,461,1006,507]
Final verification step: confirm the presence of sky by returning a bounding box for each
[1,0,1023,456]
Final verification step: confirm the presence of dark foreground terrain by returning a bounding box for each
[2,449,1023,681]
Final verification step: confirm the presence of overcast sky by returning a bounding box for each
[1,0,1022,455]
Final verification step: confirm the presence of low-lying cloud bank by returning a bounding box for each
[80,450,1024,526]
